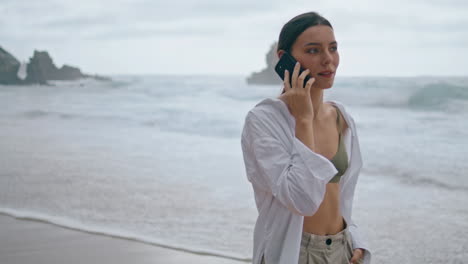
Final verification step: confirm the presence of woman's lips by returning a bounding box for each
[317,72,334,78]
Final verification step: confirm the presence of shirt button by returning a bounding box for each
[326,238,332,245]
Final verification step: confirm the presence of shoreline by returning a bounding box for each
[0,211,247,264]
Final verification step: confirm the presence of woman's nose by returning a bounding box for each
[322,50,332,65]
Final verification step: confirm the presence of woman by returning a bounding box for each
[240,12,372,264]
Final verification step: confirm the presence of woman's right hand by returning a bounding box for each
[278,62,316,123]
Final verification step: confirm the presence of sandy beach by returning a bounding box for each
[0,213,246,264]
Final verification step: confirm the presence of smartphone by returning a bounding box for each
[274,52,311,93]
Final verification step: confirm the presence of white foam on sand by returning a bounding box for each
[0,213,245,264]
[0,208,250,262]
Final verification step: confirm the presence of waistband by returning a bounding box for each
[301,218,350,250]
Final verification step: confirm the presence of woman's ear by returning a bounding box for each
[277,49,285,59]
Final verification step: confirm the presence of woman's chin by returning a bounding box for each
[318,80,335,89]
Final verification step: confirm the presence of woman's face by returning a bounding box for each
[286,25,340,89]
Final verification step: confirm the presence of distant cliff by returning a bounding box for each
[246,42,281,85]
[0,46,21,84]
[0,45,111,85]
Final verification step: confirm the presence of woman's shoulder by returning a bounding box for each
[326,99,345,111]
[252,97,286,113]
[247,97,292,123]
[326,100,353,133]
[243,97,295,139]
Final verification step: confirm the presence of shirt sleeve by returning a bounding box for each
[348,220,372,264]
[241,111,338,216]
[341,113,372,264]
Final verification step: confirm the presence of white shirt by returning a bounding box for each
[240,97,372,264]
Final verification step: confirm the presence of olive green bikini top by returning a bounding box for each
[328,105,349,183]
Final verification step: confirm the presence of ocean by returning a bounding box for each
[1,75,467,263]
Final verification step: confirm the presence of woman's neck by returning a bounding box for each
[310,89,327,123]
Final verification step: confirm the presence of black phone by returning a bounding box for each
[274,52,311,93]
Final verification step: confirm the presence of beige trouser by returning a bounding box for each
[261,219,362,264]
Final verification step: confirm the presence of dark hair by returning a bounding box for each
[277,11,333,54]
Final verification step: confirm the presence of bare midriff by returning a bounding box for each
[302,102,346,236]
[302,182,344,235]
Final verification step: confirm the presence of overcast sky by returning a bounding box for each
[1,0,467,76]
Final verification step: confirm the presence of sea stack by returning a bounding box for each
[25,50,91,84]
[0,45,111,85]
[0,46,22,85]
[246,42,281,85]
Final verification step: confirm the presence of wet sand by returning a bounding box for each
[0,213,245,264]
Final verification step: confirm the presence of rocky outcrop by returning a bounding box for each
[57,64,85,80]
[0,46,111,85]
[246,42,281,85]
[24,50,49,84]
[25,50,110,84]
[0,46,22,84]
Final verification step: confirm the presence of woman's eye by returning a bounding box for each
[331,46,338,52]
[307,48,319,54]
